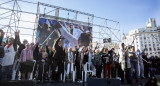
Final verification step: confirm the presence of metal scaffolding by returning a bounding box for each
[0,0,120,46]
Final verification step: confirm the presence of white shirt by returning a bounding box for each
[2,45,16,66]
[119,49,125,63]
[119,49,126,70]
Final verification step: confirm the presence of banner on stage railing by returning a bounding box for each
[36,17,92,48]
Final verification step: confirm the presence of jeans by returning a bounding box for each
[149,68,156,77]
[130,61,139,81]
[140,63,145,78]
[1,65,13,80]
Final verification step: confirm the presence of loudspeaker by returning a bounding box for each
[0,80,35,86]
[87,78,121,86]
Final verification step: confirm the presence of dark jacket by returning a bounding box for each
[102,53,112,65]
[54,38,65,61]
[0,33,4,58]
[16,35,25,54]
[93,53,102,66]
[75,49,80,65]
[33,44,39,61]
[0,46,4,58]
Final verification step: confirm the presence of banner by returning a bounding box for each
[36,18,92,48]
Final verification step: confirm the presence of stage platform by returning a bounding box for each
[0,78,151,86]
[35,78,150,86]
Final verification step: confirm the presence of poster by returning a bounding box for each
[36,17,92,48]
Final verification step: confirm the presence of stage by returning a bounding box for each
[0,78,153,86]
[35,78,150,86]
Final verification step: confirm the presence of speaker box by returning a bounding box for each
[0,80,35,86]
[87,78,121,86]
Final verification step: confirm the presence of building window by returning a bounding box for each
[149,48,152,51]
[144,37,146,40]
[149,44,151,46]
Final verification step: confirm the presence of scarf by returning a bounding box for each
[6,44,12,48]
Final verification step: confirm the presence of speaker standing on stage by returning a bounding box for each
[52,35,65,81]
[16,31,28,59]
[37,46,48,81]
[129,46,139,83]
[93,49,102,78]
[1,31,18,80]
[19,38,39,80]
[102,48,112,78]
[66,47,74,80]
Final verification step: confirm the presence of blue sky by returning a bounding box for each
[35,0,160,34]
[0,0,160,43]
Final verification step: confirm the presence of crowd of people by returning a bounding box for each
[0,29,160,85]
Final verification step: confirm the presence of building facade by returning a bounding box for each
[121,18,160,57]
